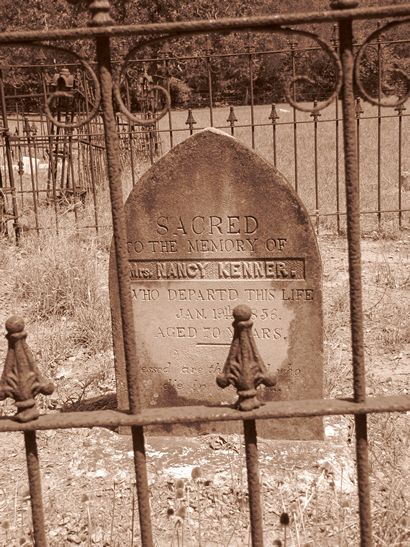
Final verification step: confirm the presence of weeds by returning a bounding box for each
[12,231,104,319]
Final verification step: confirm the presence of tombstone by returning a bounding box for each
[109,128,323,439]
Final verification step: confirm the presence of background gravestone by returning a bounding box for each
[110,128,323,439]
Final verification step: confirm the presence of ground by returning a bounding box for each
[0,231,408,546]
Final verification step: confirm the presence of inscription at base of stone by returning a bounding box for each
[110,128,323,439]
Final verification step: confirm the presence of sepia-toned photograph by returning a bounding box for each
[0,1,409,545]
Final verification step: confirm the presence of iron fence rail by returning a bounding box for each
[0,1,410,546]
[0,395,409,433]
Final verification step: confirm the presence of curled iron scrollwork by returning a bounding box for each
[0,43,101,130]
[114,27,341,121]
[113,38,171,126]
[354,18,410,108]
[279,28,343,113]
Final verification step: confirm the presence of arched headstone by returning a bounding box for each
[110,129,323,439]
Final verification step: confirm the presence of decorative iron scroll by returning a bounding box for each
[354,18,410,108]
[114,26,342,120]
[217,305,277,411]
[0,316,54,422]
[113,38,171,126]
[0,43,101,129]
[279,27,343,113]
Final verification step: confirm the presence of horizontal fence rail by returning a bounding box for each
[0,2,410,547]
[0,395,409,433]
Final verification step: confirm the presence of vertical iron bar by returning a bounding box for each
[164,53,174,150]
[206,50,214,127]
[332,24,341,233]
[24,431,47,547]
[24,120,40,235]
[338,7,373,546]
[15,92,25,210]
[50,131,60,235]
[269,104,279,167]
[83,75,100,233]
[355,97,363,200]
[311,101,320,233]
[31,126,40,198]
[335,95,341,233]
[68,127,80,230]
[243,420,264,546]
[290,40,298,193]
[248,39,255,149]
[396,104,405,228]
[125,79,137,187]
[0,69,20,242]
[95,30,154,547]
[377,23,382,227]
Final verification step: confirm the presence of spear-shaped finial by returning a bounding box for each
[0,317,54,422]
[216,305,277,411]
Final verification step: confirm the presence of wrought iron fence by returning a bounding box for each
[0,11,409,238]
[0,1,410,546]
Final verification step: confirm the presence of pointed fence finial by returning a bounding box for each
[227,106,238,136]
[216,305,277,411]
[88,0,114,26]
[185,109,197,135]
[0,316,54,422]
[310,99,321,121]
[269,103,279,124]
[355,96,364,118]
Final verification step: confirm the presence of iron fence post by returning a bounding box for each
[206,39,214,126]
[335,1,373,545]
[90,1,154,545]
[377,21,382,228]
[395,103,405,228]
[289,39,299,194]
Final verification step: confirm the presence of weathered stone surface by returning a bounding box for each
[110,128,323,439]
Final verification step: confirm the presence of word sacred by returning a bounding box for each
[129,259,304,280]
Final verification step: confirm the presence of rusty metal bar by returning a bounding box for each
[269,104,279,166]
[206,51,214,127]
[0,316,54,545]
[243,420,264,546]
[84,75,100,232]
[94,5,154,542]
[338,5,372,545]
[0,69,20,242]
[377,23,382,228]
[290,40,299,194]
[125,79,137,188]
[0,395,409,433]
[0,5,410,45]
[396,104,405,227]
[311,100,320,233]
[247,40,256,149]
[335,97,341,233]
[163,52,174,149]
[24,431,48,547]
[355,97,363,206]
[332,23,342,233]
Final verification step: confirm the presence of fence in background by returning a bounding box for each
[0,19,409,238]
[0,2,410,546]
